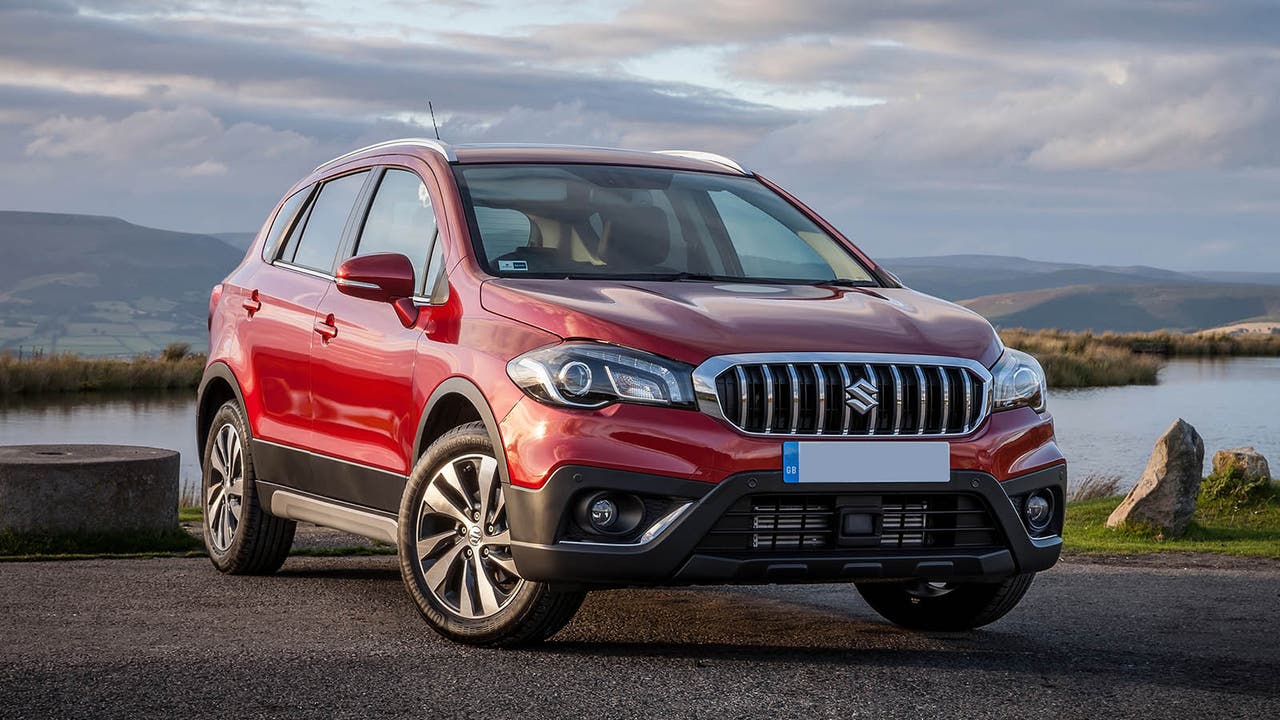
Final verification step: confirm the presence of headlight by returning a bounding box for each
[506,342,696,409]
[991,348,1047,413]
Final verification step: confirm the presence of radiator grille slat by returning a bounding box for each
[714,358,987,437]
[696,493,1003,554]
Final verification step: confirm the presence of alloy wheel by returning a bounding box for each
[415,452,522,619]
[206,423,245,553]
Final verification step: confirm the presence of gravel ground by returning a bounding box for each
[1,555,1277,719]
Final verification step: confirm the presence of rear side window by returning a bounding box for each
[260,186,311,261]
[353,169,438,292]
[286,171,369,273]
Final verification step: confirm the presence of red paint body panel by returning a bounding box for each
[501,398,1063,490]
[204,141,1063,515]
[480,280,1002,367]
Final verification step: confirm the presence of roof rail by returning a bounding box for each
[314,138,456,172]
[654,150,749,175]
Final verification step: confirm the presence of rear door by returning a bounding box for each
[307,166,442,512]
[248,169,371,473]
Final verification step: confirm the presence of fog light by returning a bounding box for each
[589,497,617,530]
[1024,491,1053,533]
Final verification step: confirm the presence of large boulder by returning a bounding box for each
[1211,447,1271,482]
[1106,419,1205,536]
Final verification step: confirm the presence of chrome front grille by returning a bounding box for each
[693,354,990,437]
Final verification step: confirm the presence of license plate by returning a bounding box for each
[782,441,950,484]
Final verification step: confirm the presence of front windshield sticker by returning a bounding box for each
[498,260,529,271]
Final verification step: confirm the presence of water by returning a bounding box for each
[1,358,1277,494]
[1050,357,1280,488]
[0,392,202,497]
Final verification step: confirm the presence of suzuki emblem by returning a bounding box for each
[844,377,879,414]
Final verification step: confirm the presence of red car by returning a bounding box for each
[198,140,1065,646]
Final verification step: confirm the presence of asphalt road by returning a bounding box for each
[1,555,1277,719]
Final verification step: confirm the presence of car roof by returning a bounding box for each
[314,139,750,176]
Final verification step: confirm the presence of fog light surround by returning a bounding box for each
[574,491,645,537]
[1023,490,1054,534]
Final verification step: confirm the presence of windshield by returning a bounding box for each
[454,164,877,285]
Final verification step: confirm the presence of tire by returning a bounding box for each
[202,400,296,574]
[398,422,585,647]
[856,574,1036,631]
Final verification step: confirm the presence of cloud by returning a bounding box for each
[0,0,1275,270]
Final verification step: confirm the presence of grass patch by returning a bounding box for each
[0,527,204,559]
[178,506,202,522]
[1064,484,1280,558]
[0,346,204,395]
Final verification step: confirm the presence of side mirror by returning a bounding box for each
[335,253,416,303]
[335,253,419,327]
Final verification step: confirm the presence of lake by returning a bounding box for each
[2,357,1277,495]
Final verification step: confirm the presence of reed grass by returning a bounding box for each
[1000,328,1280,388]
[0,345,203,395]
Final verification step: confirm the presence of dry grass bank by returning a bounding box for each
[0,343,203,395]
[1000,329,1280,388]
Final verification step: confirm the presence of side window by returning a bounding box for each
[260,186,311,261]
[708,190,830,279]
[353,169,438,292]
[288,171,368,273]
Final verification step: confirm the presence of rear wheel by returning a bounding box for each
[202,400,295,574]
[398,422,585,647]
[856,574,1035,631]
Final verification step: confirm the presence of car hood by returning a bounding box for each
[480,279,1003,367]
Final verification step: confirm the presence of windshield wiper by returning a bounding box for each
[812,278,877,287]
[619,272,762,283]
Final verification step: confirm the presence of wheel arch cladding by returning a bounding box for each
[197,362,247,458]
[416,377,511,485]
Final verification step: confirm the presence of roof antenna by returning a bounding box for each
[428,100,442,141]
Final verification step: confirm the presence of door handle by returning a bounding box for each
[313,313,337,342]
[242,289,261,316]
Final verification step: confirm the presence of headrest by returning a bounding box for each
[600,206,671,270]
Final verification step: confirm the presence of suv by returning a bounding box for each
[198,139,1065,646]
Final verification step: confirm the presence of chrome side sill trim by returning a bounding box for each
[270,490,398,544]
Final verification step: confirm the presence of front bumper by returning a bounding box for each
[507,463,1066,587]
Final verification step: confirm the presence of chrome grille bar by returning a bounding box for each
[889,365,904,435]
[735,365,748,429]
[786,364,801,435]
[939,366,951,432]
[813,364,827,435]
[696,353,991,439]
[838,364,852,435]
[914,365,927,435]
[761,364,775,433]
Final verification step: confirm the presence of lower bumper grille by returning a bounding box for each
[696,493,1002,554]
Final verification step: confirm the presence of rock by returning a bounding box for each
[1106,419,1205,536]
[0,444,179,534]
[1211,447,1271,482]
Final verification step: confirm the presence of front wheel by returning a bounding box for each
[855,574,1036,631]
[397,422,585,647]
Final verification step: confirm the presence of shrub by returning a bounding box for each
[160,342,192,362]
[1200,464,1272,505]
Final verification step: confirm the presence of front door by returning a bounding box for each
[308,167,442,512]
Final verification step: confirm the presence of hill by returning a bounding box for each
[881,254,1212,300]
[0,211,243,356]
[961,284,1280,332]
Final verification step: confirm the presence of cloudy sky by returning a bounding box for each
[1,0,1277,270]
